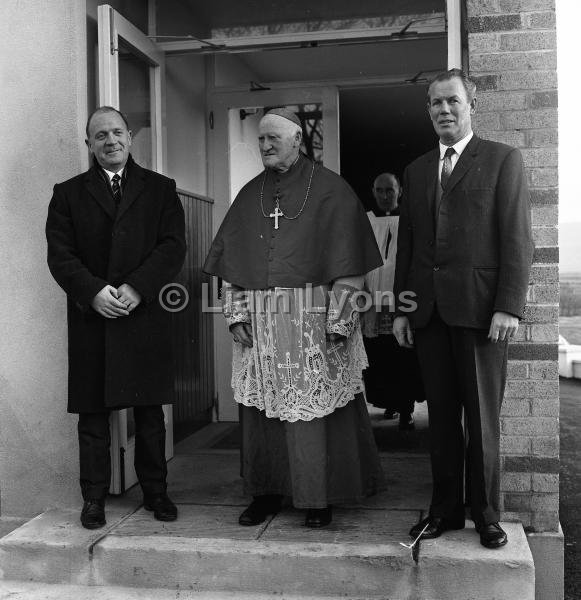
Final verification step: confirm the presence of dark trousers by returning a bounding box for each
[363,334,424,413]
[78,405,167,500]
[414,310,508,526]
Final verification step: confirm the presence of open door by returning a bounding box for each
[209,87,340,422]
[97,4,172,494]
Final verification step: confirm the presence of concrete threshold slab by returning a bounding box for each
[98,508,532,599]
[417,521,535,600]
[0,502,141,586]
[0,580,369,600]
[0,449,533,600]
[165,451,432,510]
[0,517,27,538]
[0,504,534,600]
[92,504,417,598]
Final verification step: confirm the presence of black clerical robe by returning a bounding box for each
[203,153,384,509]
[203,154,382,288]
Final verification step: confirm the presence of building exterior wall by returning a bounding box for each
[0,0,88,517]
[466,0,559,533]
[0,1,562,541]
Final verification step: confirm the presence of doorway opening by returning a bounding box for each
[340,84,437,210]
[206,21,446,422]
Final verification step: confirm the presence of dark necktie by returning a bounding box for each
[440,147,455,191]
[111,173,121,205]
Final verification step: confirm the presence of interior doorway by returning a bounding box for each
[207,30,446,422]
[340,84,437,210]
[209,86,340,421]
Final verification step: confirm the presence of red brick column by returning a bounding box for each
[466,0,559,532]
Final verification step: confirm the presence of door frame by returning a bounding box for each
[98,4,166,172]
[204,0,463,423]
[208,86,340,421]
[97,4,171,494]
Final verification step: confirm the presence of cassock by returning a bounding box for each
[204,153,385,508]
[362,212,424,414]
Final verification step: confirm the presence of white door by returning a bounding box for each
[209,87,340,422]
[97,4,172,494]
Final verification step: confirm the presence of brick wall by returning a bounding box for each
[466,0,559,532]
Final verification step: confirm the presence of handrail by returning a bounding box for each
[177,188,214,204]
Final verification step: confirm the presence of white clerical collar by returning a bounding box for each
[102,167,124,182]
[439,131,473,160]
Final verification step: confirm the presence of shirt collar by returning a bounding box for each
[439,131,473,160]
[102,167,124,182]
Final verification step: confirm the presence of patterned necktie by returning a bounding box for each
[440,147,455,191]
[111,173,121,205]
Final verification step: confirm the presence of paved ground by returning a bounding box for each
[560,377,581,600]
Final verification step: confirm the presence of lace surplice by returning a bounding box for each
[229,285,368,422]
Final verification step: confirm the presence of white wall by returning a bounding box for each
[214,54,261,88]
[0,0,88,517]
[166,55,208,194]
[228,110,262,200]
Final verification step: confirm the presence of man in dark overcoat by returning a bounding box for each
[393,70,533,549]
[46,106,186,529]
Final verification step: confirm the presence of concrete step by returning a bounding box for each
[0,452,535,599]
[0,581,365,600]
[0,505,534,600]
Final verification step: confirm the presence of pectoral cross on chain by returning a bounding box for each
[270,204,284,230]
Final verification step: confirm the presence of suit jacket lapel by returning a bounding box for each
[443,135,480,195]
[85,166,116,221]
[115,156,145,222]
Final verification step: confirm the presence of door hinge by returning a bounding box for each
[209,111,214,130]
[109,7,118,55]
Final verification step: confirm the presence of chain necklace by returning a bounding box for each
[260,159,316,230]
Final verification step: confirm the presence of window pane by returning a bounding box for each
[118,40,152,170]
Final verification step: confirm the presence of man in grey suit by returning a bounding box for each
[393,69,533,548]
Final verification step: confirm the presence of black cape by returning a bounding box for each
[204,154,382,288]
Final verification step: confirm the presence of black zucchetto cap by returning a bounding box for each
[264,107,301,127]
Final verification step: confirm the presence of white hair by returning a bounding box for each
[260,114,302,138]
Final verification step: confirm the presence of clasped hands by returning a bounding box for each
[91,284,141,319]
[393,311,520,348]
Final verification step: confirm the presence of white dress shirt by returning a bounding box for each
[438,131,473,184]
[103,167,124,190]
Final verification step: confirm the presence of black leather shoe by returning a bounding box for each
[144,493,178,521]
[409,515,465,539]
[305,506,332,528]
[477,523,508,549]
[80,499,106,529]
[239,495,282,526]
